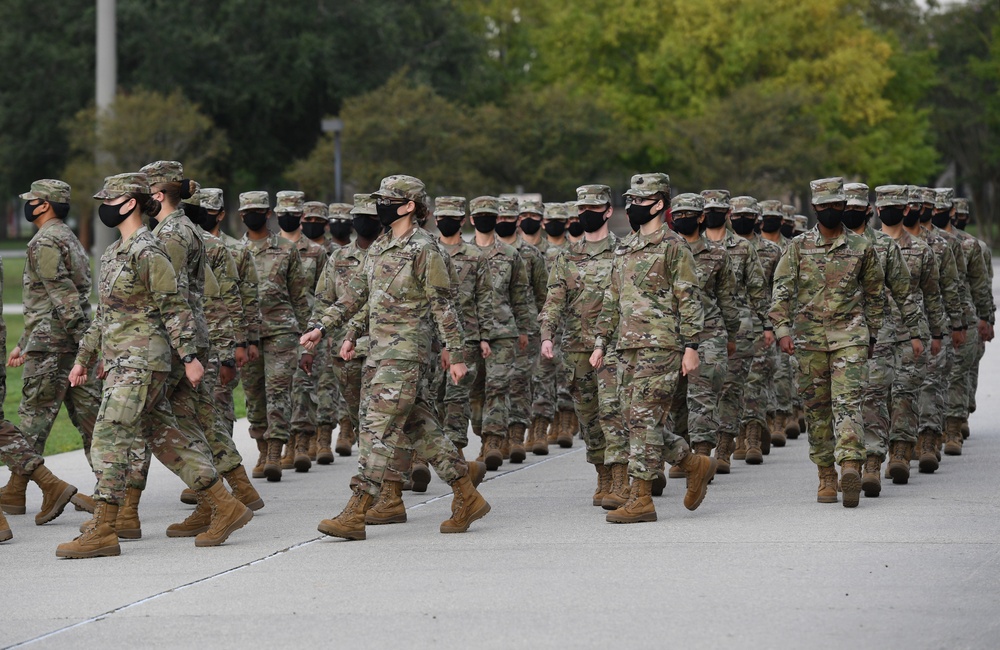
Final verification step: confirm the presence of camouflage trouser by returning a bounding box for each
[918,341,952,436]
[769,345,795,415]
[243,333,299,442]
[332,355,366,433]
[291,343,325,437]
[201,359,242,447]
[795,346,867,467]
[470,338,515,439]
[618,347,691,482]
[668,335,727,446]
[92,367,217,505]
[19,351,100,460]
[355,359,467,497]
[716,334,755,438]
[946,329,979,420]
[212,368,238,438]
[742,338,773,429]
[862,342,899,459]
[439,344,481,448]
[0,419,43,476]
[888,339,926,444]
[791,354,804,411]
[316,339,343,428]
[969,336,986,413]
[599,352,627,465]
[531,340,563,421]
[566,351,624,465]
[509,335,540,427]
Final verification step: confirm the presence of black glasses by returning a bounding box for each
[375,197,406,207]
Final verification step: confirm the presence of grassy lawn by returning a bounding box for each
[2,256,25,306]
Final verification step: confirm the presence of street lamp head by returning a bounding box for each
[321,117,344,133]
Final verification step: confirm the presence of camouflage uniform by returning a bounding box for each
[314,202,352,430]
[954,198,991,415]
[760,201,796,424]
[532,202,572,427]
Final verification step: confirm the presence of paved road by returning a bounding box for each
[4,307,1000,648]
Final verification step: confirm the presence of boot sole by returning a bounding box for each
[889,464,909,485]
[117,529,142,539]
[440,502,491,533]
[71,494,96,513]
[601,498,627,511]
[772,437,786,448]
[366,513,407,525]
[745,453,763,465]
[0,529,11,542]
[484,453,503,471]
[56,544,121,558]
[732,452,747,460]
[195,508,253,547]
[251,469,265,479]
[761,431,771,455]
[318,521,366,540]
[715,461,731,475]
[264,465,282,482]
[180,491,197,505]
[335,444,353,457]
[841,471,862,508]
[557,437,574,448]
[684,458,718,511]
[817,495,838,503]
[166,525,209,538]
[918,456,939,473]
[317,453,335,465]
[242,498,265,511]
[36,485,78,525]
[944,446,962,456]
[294,457,312,472]
[509,449,526,464]
[651,474,666,497]
[0,504,26,515]
[411,466,432,493]
[862,475,881,497]
[606,511,657,523]
[532,445,549,456]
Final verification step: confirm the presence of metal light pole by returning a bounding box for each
[93,0,117,267]
[321,117,344,202]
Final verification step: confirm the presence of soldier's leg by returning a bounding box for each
[886,339,924,483]
[772,345,797,436]
[357,360,422,496]
[861,346,894,462]
[262,334,298,444]
[469,354,487,441]
[195,359,243,474]
[945,329,978,450]
[969,336,986,414]
[717,336,753,449]
[441,344,480,449]
[796,350,835,468]
[686,335,728,450]
[315,342,340,431]
[241,347,269,440]
[567,352,605,465]
[290,354,319,467]
[480,338,515,467]
[917,343,951,469]
[18,353,74,455]
[0,419,45,476]
[531,348,558,423]
[598,352,627,465]
[741,337,772,442]
[213,370,237,438]
[830,346,868,465]
[63,359,102,465]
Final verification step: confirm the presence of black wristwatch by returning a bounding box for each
[182,354,198,364]
[312,324,327,338]
[221,359,236,368]
[686,343,700,351]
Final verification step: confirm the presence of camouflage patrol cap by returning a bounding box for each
[810,177,846,205]
[759,200,784,217]
[563,201,578,215]
[303,201,330,220]
[469,196,500,215]
[351,193,377,216]
[93,172,150,199]
[782,204,796,220]
[327,203,352,221]
[874,185,908,208]
[372,174,428,206]
[434,196,466,218]
[519,198,543,216]
[794,215,809,232]
[181,180,202,206]
[498,197,520,217]
[701,189,731,210]
[140,160,183,185]
[201,188,224,211]
[911,186,936,205]
[20,179,71,203]
[576,184,612,207]
[731,196,760,215]
[934,187,955,210]
[543,202,567,220]
[954,198,969,215]
[239,191,270,211]
[671,193,705,214]
[623,172,670,199]
[844,182,870,208]
[274,190,305,214]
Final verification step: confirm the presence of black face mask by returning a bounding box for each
[495,221,518,238]
[761,216,782,233]
[303,222,328,240]
[954,218,968,231]
[278,214,301,233]
[704,208,728,229]
[353,215,381,240]
[376,201,407,228]
[815,207,843,229]
[567,221,584,237]
[519,218,541,235]
[437,217,463,238]
[841,208,868,230]
[672,215,700,236]
[931,211,952,229]
[579,209,607,233]
[329,221,352,241]
[183,202,209,230]
[543,221,565,237]
[473,214,497,234]
[919,206,933,223]
[878,206,905,227]
[242,211,269,232]
[731,216,756,236]
[902,208,921,228]
[780,223,795,238]
[23,201,43,223]
[99,199,134,229]
[626,201,658,231]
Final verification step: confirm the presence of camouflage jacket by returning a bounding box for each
[594,226,705,353]
[203,264,235,362]
[542,238,567,274]
[684,234,742,345]
[316,225,467,364]
[242,234,311,338]
[315,241,370,356]
[440,239,494,344]
[770,226,885,351]
[77,227,196,372]
[539,232,618,352]
[201,231,247,346]
[19,220,93,354]
[889,229,946,341]
[716,231,769,338]
[914,227,965,331]
[749,234,782,298]
[935,226,977,327]
[293,235,330,306]
[513,237,548,317]
[152,209,209,350]
[219,231,263,343]
[953,228,995,324]
[861,226,921,344]
[477,237,534,341]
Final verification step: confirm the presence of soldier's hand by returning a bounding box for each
[96,359,107,379]
[300,329,323,352]
[541,340,555,359]
[220,364,237,386]
[450,362,468,385]
[299,353,314,375]
[68,364,88,387]
[248,344,260,362]
[763,330,775,347]
[726,341,736,357]
[681,347,700,376]
[778,336,795,355]
[931,338,942,356]
[867,343,874,360]
[340,339,356,361]
[480,341,491,359]
[518,334,528,352]
[235,346,248,369]
[590,349,604,369]
[440,349,450,370]
[988,323,996,342]
[978,319,990,342]
[185,358,205,388]
[951,329,965,349]
[7,346,24,368]
[911,338,924,357]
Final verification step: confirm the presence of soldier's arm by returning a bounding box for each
[593,258,620,351]
[964,238,994,323]
[529,250,548,313]
[474,255,495,343]
[238,250,262,343]
[141,249,197,359]
[286,248,312,332]
[744,246,771,330]
[885,242,920,339]
[673,245,706,345]
[31,241,90,345]
[418,245,467,364]
[509,254,535,336]
[539,254,569,343]
[215,247,248,347]
[939,247,965,330]
[75,303,103,369]
[921,249,947,339]
[318,258,369,335]
[859,244,886,336]
[343,298,369,344]
[203,265,236,362]
[716,252,742,344]
[769,244,797,341]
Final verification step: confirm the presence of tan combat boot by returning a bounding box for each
[917,432,939,474]
[115,487,142,539]
[760,420,772,456]
[678,452,717,511]
[469,460,487,488]
[308,434,318,461]
[797,408,807,437]
[441,474,491,533]
[531,417,550,455]
[771,412,787,447]
[195,480,253,547]
[944,417,963,456]
[411,461,431,493]
[840,459,862,508]
[335,417,355,456]
[715,433,735,475]
[72,492,96,513]
[0,509,11,543]
[166,492,212,537]
[318,487,375,540]
[222,465,265,511]
[509,423,527,464]
[0,472,29,515]
[693,441,713,457]
[593,464,612,506]
[733,421,748,460]
[651,469,667,496]
[29,465,78,525]
[180,488,198,505]
[862,455,882,498]
[316,425,335,464]
[252,439,267,479]
[56,502,121,558]
[483,434,504,471]
[960,418,970,440]
[781,410,799,440]
[817,465,838,503]
[744,421,764,465]
[294,433,313,472]
[280,435,296,470]
[365,480,407,525]
[500,432,511,460]
[547,412,561,446]
[264,438,284,482]
[557,410,576,448]
[606,478,656,523]
[601,464,630,510]
[934,432,943,461]
[887,441,910,485]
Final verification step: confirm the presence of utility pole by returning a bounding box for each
[321,118,344,202]
[93,0,116,270]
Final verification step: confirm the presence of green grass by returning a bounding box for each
[2,256,25,306]
[0,238,30,251]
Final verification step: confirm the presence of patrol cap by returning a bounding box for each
[782,204,796,221]
[519,198,543,216]
[434,196,466,218]
[844,182,870,208]
[731,196,760,215]
[794,215,809,232]
[239,191,270,211]
[351,193,377,216]
[623,172,670,199]
[874,185,908,208]
[303,201,329,220]
[954,198,969,215]
[934,187,955,210]
[20,179,71,203]
[543,202,567,220]
[671,192,705,214]
[275,190,305,214]
[498,197,519,217]
[469,196,500,215]
[563,201,578,215]
[327,203,352,221]
[576,184,612,207]
[372,174,428,206]
[181,180,202,206]
[201,188,224,211]
[810,177,846,205]
[759,200,784,217]
[914,186,936,205]
[701,189,731,210]
[94,172,150,200]
[140,160,183,185]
